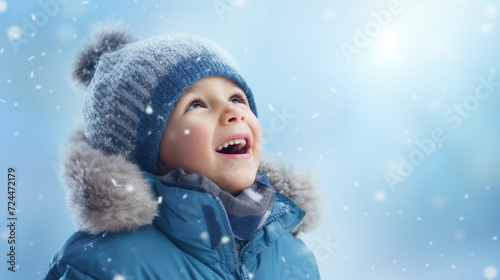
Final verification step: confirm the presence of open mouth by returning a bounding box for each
[216,138,250,155]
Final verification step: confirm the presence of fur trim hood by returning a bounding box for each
[62,127,325,235]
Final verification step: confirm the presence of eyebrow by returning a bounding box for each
[183,83,199,94]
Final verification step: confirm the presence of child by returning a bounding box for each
[45,24,325,280]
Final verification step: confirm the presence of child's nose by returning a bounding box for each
[220,105,245,125]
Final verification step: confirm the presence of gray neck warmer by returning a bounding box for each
[158,169,275,241]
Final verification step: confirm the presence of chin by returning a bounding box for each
[220,174,256,194]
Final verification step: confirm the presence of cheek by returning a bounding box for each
[180,122,213,166]
[249,116,263,150]
[181,123,212,152]
[162,122,213,170]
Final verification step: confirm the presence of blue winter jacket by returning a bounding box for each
[44,128,324,280]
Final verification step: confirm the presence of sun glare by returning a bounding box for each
[377,29,397,56]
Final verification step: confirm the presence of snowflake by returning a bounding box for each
[220,236,230,244]
[200,232,208,240]
[484,265,498,279]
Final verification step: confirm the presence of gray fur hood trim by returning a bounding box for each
[62,127,325,235]
[258,156,326,235]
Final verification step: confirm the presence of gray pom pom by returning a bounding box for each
[73,24,135,87]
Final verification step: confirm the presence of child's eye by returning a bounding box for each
[186,97,205,112]
[229,94,247,105]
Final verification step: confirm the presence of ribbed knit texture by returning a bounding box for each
[82,34,257,175]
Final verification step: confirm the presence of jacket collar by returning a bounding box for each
[157,168,276,241]
[144,171,305,268]
[61,126,325,235]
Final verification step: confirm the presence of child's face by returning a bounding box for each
[158,75,262,194]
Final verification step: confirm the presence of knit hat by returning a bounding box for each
[73,24,258,175]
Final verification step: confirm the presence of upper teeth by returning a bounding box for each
[217,138,247,151]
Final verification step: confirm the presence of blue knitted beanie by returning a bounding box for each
[73,25,257,175]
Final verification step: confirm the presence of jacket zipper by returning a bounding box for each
[235,206,291,279]
[238,263,250,280]
[157,177,295,280]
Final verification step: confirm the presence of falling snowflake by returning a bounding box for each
[200,232,208,240]
[485,5,498,18]
[0,1,7,13]
[480,22,493,34]
[220,236,230,244]
[374,191,386,202]
[83,243,94,250]
[484,265,498,279]
[7,25,21,40]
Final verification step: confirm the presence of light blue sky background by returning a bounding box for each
[1,0,500,279]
